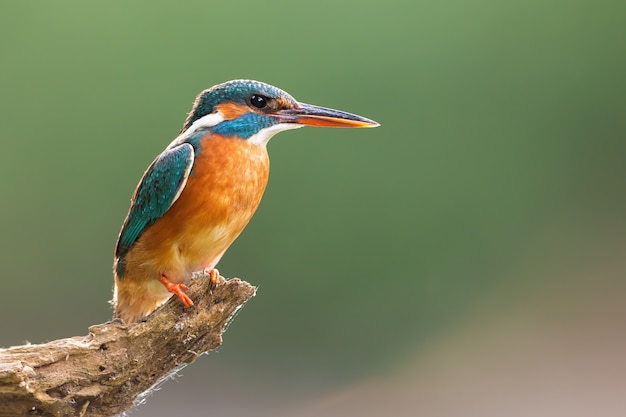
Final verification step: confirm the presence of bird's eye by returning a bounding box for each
[250,94,268,109]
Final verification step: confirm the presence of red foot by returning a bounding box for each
[205,268,220,291]
[159,275,194,307]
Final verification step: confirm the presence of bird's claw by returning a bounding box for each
[159,275,194,307]
[204,268,221,291]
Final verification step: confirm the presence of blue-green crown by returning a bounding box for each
[180,80,297,135]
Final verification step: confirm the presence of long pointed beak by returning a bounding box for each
[278,103,379,128]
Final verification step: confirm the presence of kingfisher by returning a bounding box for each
[112,79,379,324]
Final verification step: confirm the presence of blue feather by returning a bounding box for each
[212,112,276,139]
[115,143,194,277]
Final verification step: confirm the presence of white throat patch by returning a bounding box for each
[247,123,303,145]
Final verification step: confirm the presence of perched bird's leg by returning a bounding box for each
[159,275,194,307]
[204,268,220,291]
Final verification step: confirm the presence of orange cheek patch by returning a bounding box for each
[275,96,295,109]
[216,102,248,119]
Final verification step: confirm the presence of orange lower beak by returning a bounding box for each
[278,103,379,128]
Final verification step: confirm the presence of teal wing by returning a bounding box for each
[114,143,194,277]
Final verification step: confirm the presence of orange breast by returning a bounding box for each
[122,134,270,285]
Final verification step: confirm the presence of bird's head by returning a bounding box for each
[179,80,379,145]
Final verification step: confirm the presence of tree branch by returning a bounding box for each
[0,273,256,417]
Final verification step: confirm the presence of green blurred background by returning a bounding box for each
[1,1,625,416]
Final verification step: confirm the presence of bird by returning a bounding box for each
[112,79,379,323]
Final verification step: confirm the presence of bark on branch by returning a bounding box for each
[0,273,256,417]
